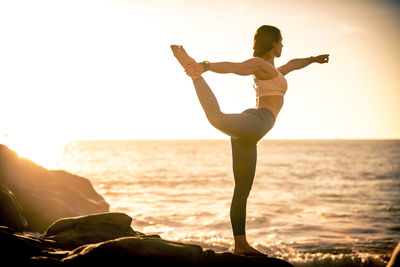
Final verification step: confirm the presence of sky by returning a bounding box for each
[0,0,400,165]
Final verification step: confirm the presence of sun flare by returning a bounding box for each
[2,135,67,170]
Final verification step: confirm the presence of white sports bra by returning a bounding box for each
[253,69,288,97]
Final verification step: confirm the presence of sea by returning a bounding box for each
[55,139,399,266]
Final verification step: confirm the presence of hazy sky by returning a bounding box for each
[1,0,400,163]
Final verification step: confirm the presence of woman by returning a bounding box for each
[171,25,329,256]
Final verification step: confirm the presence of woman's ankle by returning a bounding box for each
[191,75,203,83]
[234,234,249,246]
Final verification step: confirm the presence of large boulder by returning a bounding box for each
[63,238,294,266]
[41,212,155,249]
[62,236,213,265]
[0,144,109,232]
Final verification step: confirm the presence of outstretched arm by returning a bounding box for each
[186,57,278,80]
[278,54,329,75]
[210,58,280,78]
[208,60,259,76]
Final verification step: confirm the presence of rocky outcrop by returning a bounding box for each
[0,144,109,232]
[0,212,294,266]
[41,212,155,249]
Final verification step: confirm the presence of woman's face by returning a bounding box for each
[273,37,283,57]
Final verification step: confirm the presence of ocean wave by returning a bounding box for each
[157,231,392,267]
[290,254,388,267]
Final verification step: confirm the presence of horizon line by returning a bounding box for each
[67,137,400,142]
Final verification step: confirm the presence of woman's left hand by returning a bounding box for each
[314,54,329,64]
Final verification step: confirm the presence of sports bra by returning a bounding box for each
[253,68,288,97]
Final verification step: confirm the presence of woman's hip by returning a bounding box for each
[221,108,275,145]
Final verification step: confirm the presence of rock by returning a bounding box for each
[64,238,294,266]
[41,213,210,265]
[62,236,213,265]
[0,226,50,265]
[41,212,154,250]
[0,213,294,266]
[0,183,27,231]
[214,252,294,267]
[0,144,109,232]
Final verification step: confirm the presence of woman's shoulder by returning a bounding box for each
[253,58,279,80]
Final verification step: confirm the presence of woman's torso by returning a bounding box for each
[257,95,284,119]
[253,62,287,119]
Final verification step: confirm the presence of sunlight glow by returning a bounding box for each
[1,134,66,170]
[1,0,399,166]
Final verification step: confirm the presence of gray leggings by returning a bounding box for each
[192,77,275,236]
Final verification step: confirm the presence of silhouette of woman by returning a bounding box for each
[171,25,329,256]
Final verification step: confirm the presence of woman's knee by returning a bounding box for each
[206,111,224,129]
[233,186,251,201]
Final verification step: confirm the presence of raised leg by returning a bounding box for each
[171,45,270,140]
[171,45,223,128]
[192,77,224,128]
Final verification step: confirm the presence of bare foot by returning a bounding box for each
[234,245,267,257]
[170,45,196,69]
[170,45,203,79]
[233,235,267,257]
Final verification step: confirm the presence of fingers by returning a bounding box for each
[316,54,329,63]
[184,62,203,77]
[185,67,201,77]
[186,62,196,71]
[185,68,201,77]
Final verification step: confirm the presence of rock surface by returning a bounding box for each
[0,183,27,231]
[0,212,294,266]
[42,212,154,250]
[0,144,109,232]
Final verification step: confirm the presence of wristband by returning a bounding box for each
[199,61,211,72]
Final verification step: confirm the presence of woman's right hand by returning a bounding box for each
[313,54,329,64]
[185,62,206,78]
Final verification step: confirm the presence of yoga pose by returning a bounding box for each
[171,25,329,256]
